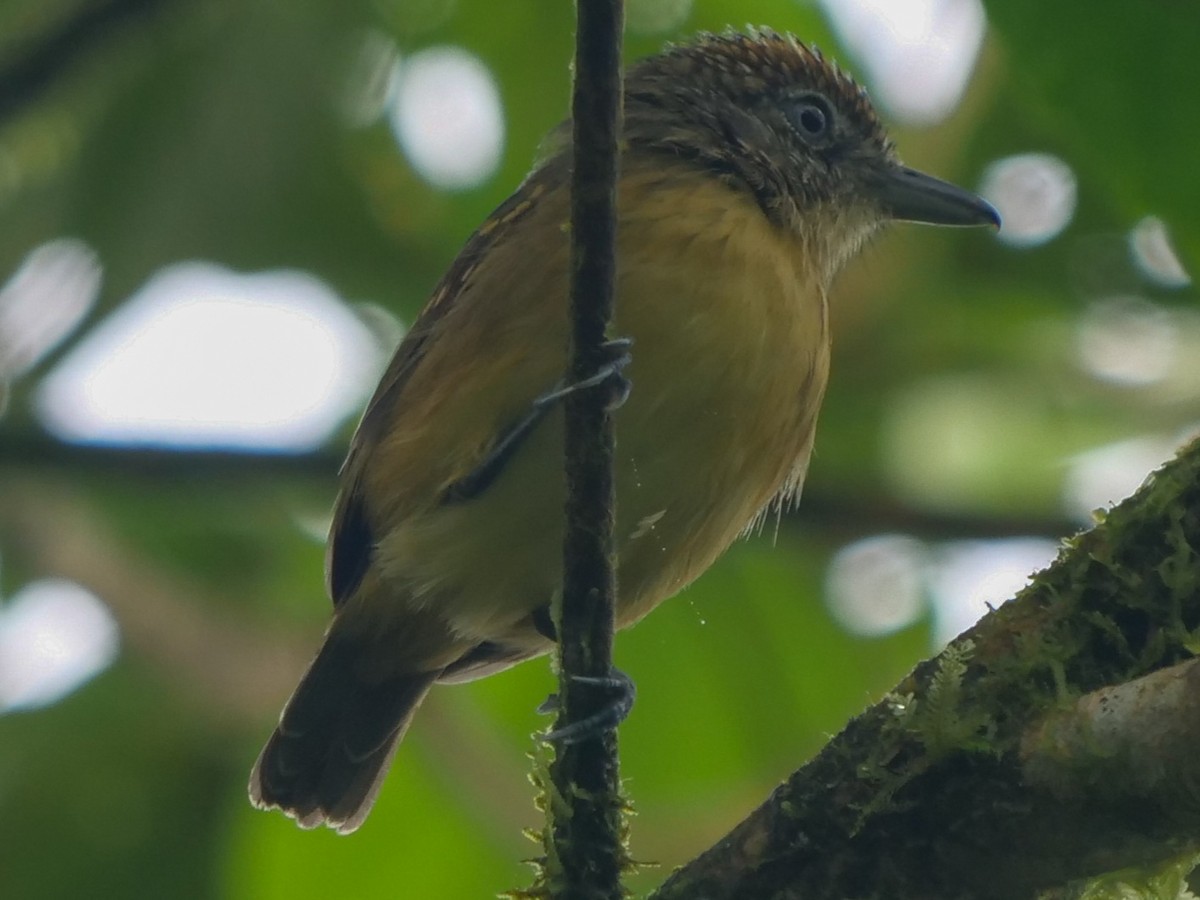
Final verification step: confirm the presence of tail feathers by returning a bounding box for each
[249,636,438,834]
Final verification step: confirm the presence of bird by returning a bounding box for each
[249,28,999,834]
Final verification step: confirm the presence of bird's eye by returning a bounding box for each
[786,95,834,143]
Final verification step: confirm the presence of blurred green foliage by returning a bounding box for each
[1,0,1198,897]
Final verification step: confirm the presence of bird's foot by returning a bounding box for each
[540,668,636,745]
[537,338,632,412]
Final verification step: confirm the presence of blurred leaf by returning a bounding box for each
[2,2,1198,898]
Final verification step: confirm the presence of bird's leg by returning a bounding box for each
[533,604,637,742]
[538,336,633,411]
[441,338,632,504]
[532,338,635,742]
[538,668,636,745]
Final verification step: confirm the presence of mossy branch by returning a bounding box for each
[652,436,1200,899]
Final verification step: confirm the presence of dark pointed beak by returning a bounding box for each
[875,165,1000,229]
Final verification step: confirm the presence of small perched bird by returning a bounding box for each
[249,29,999,833]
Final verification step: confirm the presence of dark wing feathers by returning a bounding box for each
[324,165,565,607]
[327,489,373,607]
[249,630,439,833]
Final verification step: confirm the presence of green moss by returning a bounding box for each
[512,737,637,899]
[1067,852,1200,900]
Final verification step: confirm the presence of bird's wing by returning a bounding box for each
[326,163,570,607]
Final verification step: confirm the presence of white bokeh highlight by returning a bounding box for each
[825,534,1062,647]
[0,237,101,378]
[1076,296,1176,387]
[979,153,1077,247]
[1129,216,1191,288]
[36,263,381,451]
[820,0,987,125]
[390,46,505,190]
[927,539,1059,646]
[826,534,928,636]
[0,579,119,713]
[1062,436,1181,525]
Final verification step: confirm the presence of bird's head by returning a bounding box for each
[623,29,999,279]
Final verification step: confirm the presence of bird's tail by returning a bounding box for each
[249,632,438,834]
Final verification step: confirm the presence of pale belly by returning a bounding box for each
[376,254,830,644]
[369,163,831,648]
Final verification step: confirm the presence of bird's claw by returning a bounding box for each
[537,338,633,412]
[540,668,636,744]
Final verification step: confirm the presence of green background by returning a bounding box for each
[1,0,1197,896]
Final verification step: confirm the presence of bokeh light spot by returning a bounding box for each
[1063,435,1181,525]
[0,238,100,378]
[1076,296,1176,387]
[36,263,382,451]
[884,376,1050,513]
[980,153,1076,247]
[826,534,927,636]
[390,46,505,190]
[0,578,119,713]
[1129,216,1191,288]
[819,0,986,126]
[927,539,1058,646]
